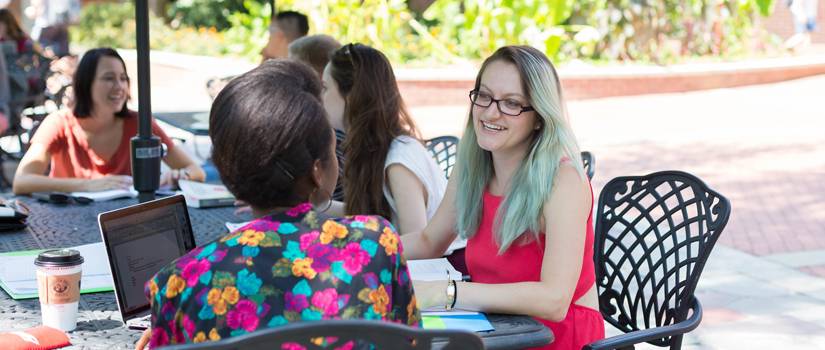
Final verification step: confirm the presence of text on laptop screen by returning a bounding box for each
[101,200,192,313]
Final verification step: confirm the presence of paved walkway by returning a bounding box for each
[572,75,825,349]
[126,51,825,349]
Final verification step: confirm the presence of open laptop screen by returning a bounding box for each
[98,195,196,320]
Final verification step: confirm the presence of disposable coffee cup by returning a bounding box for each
[35,249,84,332]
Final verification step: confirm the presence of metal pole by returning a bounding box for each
[131,0,161,203]
[136,0,151,138]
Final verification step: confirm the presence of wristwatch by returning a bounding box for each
[445,280,456,311]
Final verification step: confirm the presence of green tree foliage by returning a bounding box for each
[70,0,778,64]
[71,2,227,57]
[166,0,251,31]
[576,0,777,63]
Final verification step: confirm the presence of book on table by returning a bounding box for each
[407,258,494,332]
[178,180,235,208]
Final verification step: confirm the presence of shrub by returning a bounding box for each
[70,2,227,57]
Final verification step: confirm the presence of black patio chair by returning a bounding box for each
[581,151,595,180]
[159,319,484,350]
[585,170,730,350]
[425,135,459,179]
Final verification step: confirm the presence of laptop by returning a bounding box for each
[98,194,197,330]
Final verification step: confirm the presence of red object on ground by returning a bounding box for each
[0,325,71,350]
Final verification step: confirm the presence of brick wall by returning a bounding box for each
[762,0,825,42]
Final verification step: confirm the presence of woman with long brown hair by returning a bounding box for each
[322,43,446,234]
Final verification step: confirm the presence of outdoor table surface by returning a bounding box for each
[0,196,552,349]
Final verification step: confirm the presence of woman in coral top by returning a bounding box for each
[13,48,204,195]
[402,46,604,349]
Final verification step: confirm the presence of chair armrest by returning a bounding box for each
[583,297,702,350]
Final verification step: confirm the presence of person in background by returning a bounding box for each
[12,47,205,195]
[206,11,310,100]
[261,10,309,62]
[288,34,340,77]
[0,9,50,119]
[135,59,418,349]
[323,43,446,234]
[25,0,80,57]
[401,46,605,349]
[785,0,820,51]
[287,34,345,201]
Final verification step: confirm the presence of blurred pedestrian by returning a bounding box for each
[25,0,81,57]
[785,0,819,51]
[260,10,309,62]
[206,11,310,100]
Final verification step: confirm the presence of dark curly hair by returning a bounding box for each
[209,59,333,209]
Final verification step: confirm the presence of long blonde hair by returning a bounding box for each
[455,46,585,253]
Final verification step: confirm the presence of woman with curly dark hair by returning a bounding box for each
[136,59,419,349]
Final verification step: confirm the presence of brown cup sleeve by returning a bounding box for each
[37,271,81,304]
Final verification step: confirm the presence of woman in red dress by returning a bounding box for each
[401,46,604,349]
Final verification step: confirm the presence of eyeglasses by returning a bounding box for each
[469,90,534,117]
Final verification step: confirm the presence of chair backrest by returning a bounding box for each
[425,135,459,179]
[581,151,595,180]
[594,170,730,347]
[159,319,485,350]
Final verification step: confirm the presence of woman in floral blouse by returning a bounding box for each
[136,60,419,349]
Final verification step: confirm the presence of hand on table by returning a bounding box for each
[412,280,447,310]
[84,175,133,192]
[135,329,150,350]
[159,169,190,189]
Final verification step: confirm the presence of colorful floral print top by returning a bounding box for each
[144,203,420,348]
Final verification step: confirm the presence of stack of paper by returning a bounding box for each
[0,243,113,299]
[71,188,138,202]
[407,258,463,282]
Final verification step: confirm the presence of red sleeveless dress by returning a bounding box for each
[465,190,605,350]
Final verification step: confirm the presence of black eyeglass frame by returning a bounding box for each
[468,90,534,117]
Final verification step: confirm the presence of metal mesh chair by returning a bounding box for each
[425,135,459,179]
[159,319,484,350]
[585,170,730,350]
[581,151,595,180]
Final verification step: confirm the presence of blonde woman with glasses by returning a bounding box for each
[402,46,604,349]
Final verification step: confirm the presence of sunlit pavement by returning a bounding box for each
[129,50,825,349]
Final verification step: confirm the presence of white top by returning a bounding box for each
[382,135,448,228]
